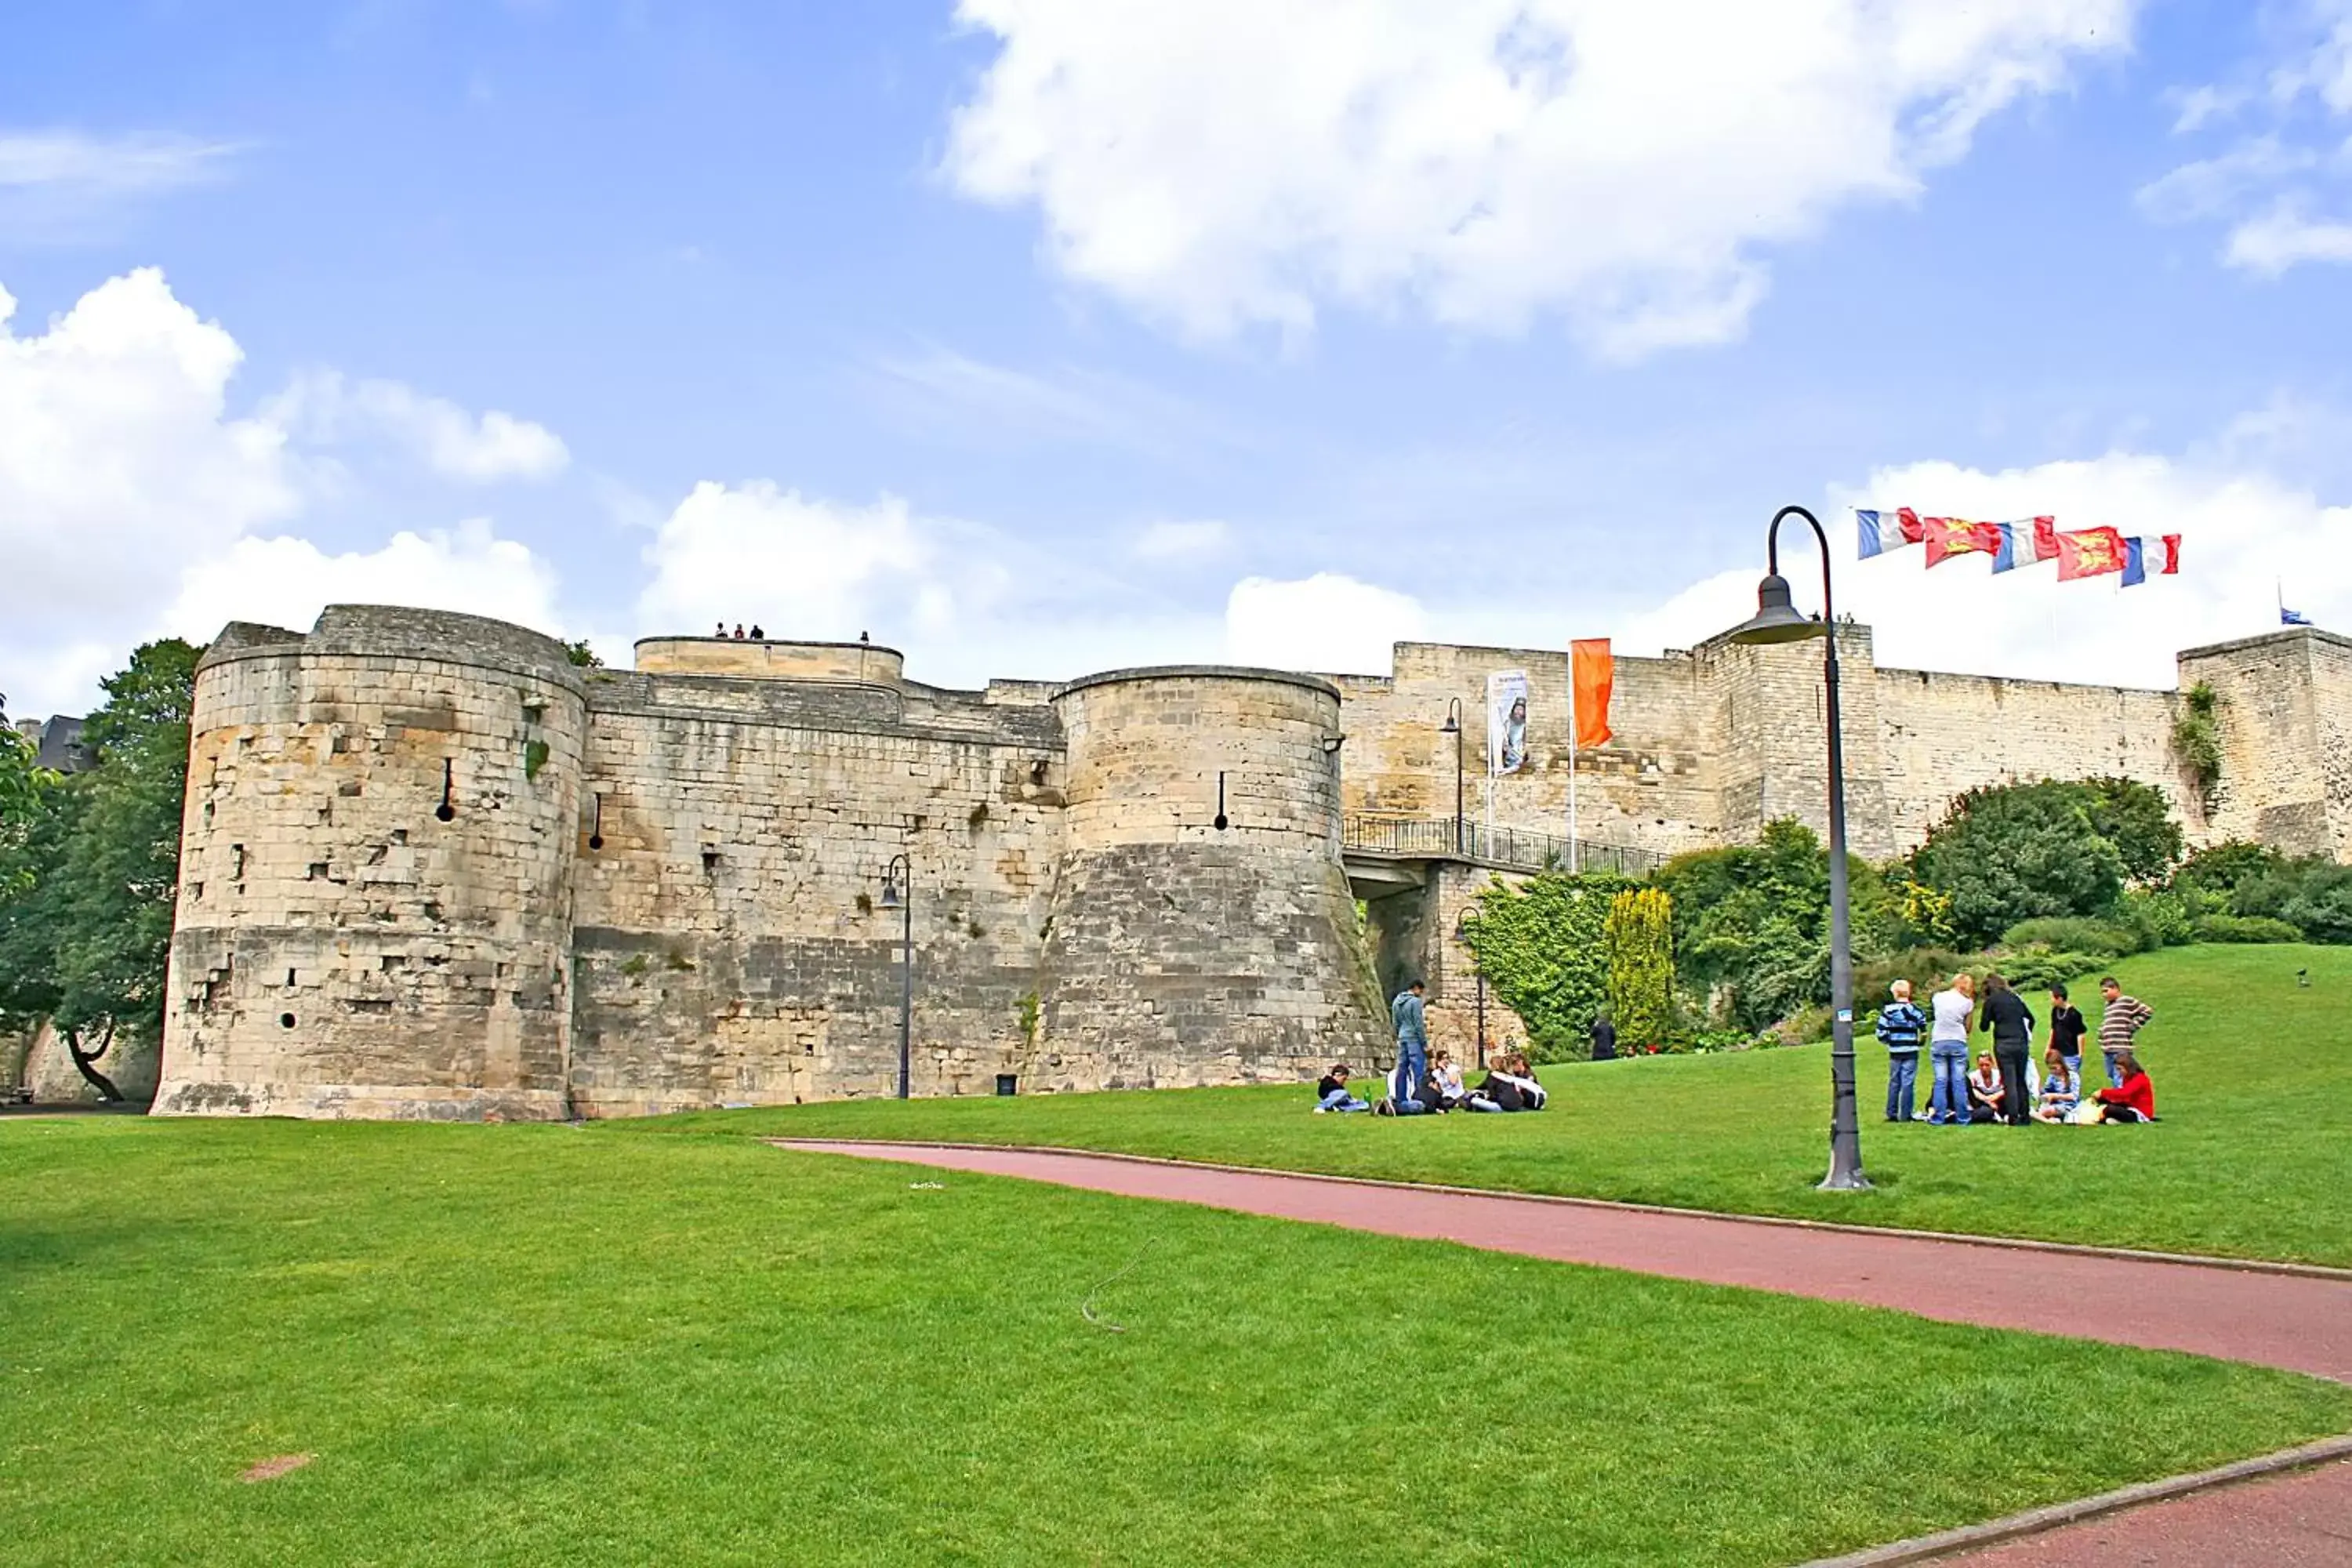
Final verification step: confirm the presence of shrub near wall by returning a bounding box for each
[1604,887,1675,1052]
[1460,873,1635,1059]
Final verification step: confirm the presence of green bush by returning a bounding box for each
[2191,913,2304,944]
[1654,820,1849,1032]
[1995,949,2106,992]
[2001,916,2146,958]
[1460,871,1636,1045]
[2081,776,2186,884]
[1912,782,2128,944]
[2118,887,2198,948]
[1603,887,1675,1052]
[2233,858,2352,944]
[2174,840,2285,897]
[1526,1022,1589,1065]
[1853,947,1971,1012]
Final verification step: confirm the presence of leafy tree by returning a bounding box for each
[1911,782,2125,946]
[563,638,602,668]
[1652,819,1875,1031]
[2234,857,2352,945]
[2080,776,2185,884]
[7,641,204,1099]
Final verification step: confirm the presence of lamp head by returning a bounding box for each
[1439,713,1459,735]
[878,870,902,909]
[1722,572,1824,645]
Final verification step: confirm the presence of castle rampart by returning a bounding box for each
[155,610,2344,1119]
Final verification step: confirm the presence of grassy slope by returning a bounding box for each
[2,1119,2346,1567]
[644,946,2352,1268]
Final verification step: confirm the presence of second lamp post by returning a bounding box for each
[1715,504,1867,1192]
[878,852,913,1099]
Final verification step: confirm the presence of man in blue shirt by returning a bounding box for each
[1875,978,1926,1123]
[1391,980,1429,1091]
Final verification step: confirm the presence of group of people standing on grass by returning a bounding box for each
[1312,980,1551,1116]
[1876,973,2158,1126]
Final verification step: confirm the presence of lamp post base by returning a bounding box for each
[1817,1169,1874,1192]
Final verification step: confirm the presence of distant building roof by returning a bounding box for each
[30,716,92,774]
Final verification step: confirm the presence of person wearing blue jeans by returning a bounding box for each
[1876,979,1926,1121]
[1314,1065,1369,1112]
[1390,979,1429,1086]
[1925,973,1976,1125]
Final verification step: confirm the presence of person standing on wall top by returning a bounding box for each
[1926,973,1976,1126]
[1590,1013,1618,1062]
[1875,979,1926,1122]
[2048,984,2087,1086]
[2097,978,2153,1091]
[1976,972,2037,1127]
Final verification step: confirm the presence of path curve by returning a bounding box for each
[782,1141,2352,1384]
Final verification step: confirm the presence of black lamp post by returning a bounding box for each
[878,853,913,1099]
[1439,698,1465,855]
[1717,504,1868,1192]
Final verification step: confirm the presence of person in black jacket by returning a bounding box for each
[1976,972,2037,1126]
[1590,1014,1617,1062]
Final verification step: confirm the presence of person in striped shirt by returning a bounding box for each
[1875,979,1926,1122]
[2096,977,2153,1090]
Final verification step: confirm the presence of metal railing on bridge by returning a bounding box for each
[1341,814,1665,877]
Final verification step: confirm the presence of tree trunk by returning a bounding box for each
[64,1025,124,1102]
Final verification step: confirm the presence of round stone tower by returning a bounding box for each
[1037,666,1382,1087]
[156,606,586,1119]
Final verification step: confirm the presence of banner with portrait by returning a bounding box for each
[1486,668,1530,777]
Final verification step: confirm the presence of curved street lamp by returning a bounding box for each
[1716,505,1868,1192]
[878,852,913,1099]
[1438,697,1466,855]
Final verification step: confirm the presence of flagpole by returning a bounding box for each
[1568,668,1581,874]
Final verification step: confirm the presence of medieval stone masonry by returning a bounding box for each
[154,605,2349,1120]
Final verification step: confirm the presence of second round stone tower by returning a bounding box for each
[1038,666,1384,1087]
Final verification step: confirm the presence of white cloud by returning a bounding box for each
[165,521,563,643]
[2135,138,2314,223]
[0,267,570,717]
[2147,3,2352,271]
[1132,519,1231,561]
[0,269,298,623]
[944,0,2132,355]
[2223,202,2352,273]
[1613,449,2351,688]
[0,130,238,194]
[265,369,569,481]
[0,131,241,242]
[1225,573,1428,675]
[637,482,943,642]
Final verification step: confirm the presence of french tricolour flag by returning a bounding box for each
[1856,508,1923,559]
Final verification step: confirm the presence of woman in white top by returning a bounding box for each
[1926,973,1976,1126]
[1966,1051,2005,1123]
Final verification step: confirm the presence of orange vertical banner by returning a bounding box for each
[1571,638,1613,748]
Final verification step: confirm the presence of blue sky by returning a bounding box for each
[5,0,2350,716]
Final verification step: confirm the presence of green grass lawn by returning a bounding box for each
[2,1117,2347,1566]
[644,945,2352,1268]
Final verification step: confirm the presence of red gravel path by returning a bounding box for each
[783,1141,2352,1384]
[1936,1460,2352,1566]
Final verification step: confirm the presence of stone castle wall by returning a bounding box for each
[1038,669,1380,1087]
[155,608,2344,1120]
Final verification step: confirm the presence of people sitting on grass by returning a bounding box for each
[2032,1051,2079,1123]
[1926,972,1975,1125]
[1313,1064,1369,1114]
[1876,978,1926,1123]
[1966,1051,2005,1124]
[1428,1050,1467,1110]
[1467,1053,1547,1113]
[2087,1049,2156,1123]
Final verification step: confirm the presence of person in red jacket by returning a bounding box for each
[2092,1048,2155,1123]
